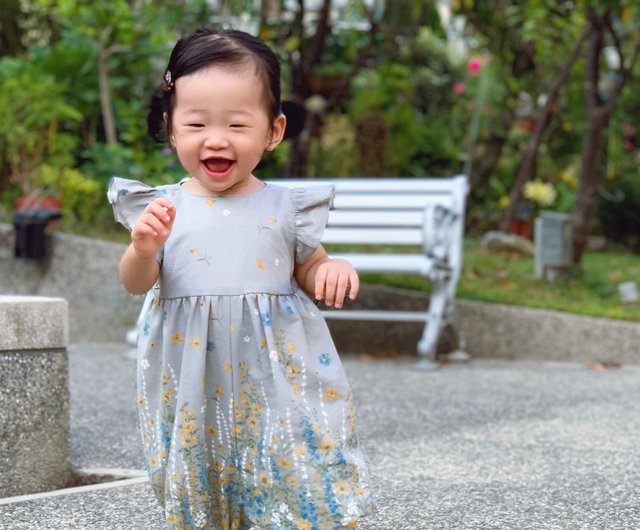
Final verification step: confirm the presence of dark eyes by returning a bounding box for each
[186,123,204,128]
[230,124,247,129]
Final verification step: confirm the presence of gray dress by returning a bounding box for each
[108,178,374,530]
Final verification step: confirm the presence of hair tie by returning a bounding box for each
[162,70,174,92]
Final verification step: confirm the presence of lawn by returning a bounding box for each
[359,238,640,323]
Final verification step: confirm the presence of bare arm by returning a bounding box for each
[294,245,359,308]
[119,198,175,295]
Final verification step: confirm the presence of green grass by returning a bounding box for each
[359,238,640,323]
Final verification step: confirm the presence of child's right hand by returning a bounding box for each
[131,198,176,258]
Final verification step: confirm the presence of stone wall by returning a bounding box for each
[1,224,638,364]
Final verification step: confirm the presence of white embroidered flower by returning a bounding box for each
[140,359,150,370]
[243,335,251,343]
[309,311,316,317]
[254,309,259,315]
[193,511,207,528]
[270,349,279,361]
[274,258,280,266]
[295,219,302,226]
[223,209,231,216]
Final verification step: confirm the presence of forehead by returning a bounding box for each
[174,65,266,112]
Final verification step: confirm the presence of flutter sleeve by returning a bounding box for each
[291,185,335,264]
[107,177,159,231]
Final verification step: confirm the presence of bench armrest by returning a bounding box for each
[423,204,460,264]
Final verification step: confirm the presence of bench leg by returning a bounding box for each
[415,279,449,370]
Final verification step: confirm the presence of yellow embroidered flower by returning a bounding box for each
[287,342,297,353]
[137,395,146,407]
[206,197,215,207]
[256,259,266,273]
[234,408,245,421]
[225,465,237,475]
[278,457,293,469]
[147,419,155,428]
[181,433,197,448]
[355,487,369,497]
[229,323,236,332]
[180,420,197,434]
[257,472,271,487]
[296,519,312,530]
[143,434,150,444]
[287,364,300,379]
[149,455,158,466]
[249,447,259,458]
[259,338,268,349]
[246,416,259,429]
[292,383,301,395]
[162,388,174,404]
[334,481,351,495]
[323,387,339,402]
[286,476,300,488]
[267,217,277,225]
[318,438,335,453]
[216,384,224,399]
[250,403,262,415]
[190,337,201,348]
[230,424,243,436]
[169,332,184,344]
[167,514,183,524]
[159,450,166,459]
[213,461,224,473]
[191,248,199,257]
[207,426,217,437]
[224,362,233,373]
[346,519,358,529]
[161,372,170,384]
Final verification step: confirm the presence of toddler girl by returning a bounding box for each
[109,27,374,530]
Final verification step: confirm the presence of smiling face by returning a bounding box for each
[170,64,286,196]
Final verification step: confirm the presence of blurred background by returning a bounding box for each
[1,1,640,310]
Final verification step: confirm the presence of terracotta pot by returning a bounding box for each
[15,196,62,211]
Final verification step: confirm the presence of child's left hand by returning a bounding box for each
[313,258,359,308]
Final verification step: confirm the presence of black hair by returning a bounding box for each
[147,27,282,143]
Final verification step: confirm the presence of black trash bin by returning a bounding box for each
[13,209,63,260]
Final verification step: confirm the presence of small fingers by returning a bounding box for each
[347,270,360,300]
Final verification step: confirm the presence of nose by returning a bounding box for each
[204,127,230,149]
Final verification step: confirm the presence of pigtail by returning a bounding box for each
[147,88,169,144]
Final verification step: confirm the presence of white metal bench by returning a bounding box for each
[269,175,469,367]
[126,176,469,367]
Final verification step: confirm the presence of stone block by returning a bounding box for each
[0,296,70,497]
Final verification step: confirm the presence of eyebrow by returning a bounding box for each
[182,108,254,117]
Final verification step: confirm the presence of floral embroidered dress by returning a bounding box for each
[108,177,374,530]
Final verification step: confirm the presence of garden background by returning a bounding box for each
[1,0,640,322]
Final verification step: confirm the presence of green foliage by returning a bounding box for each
[599,172,640,252]
[39,164,103,223]
[0,55,82,193]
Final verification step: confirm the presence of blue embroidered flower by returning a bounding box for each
[319,353,331,366]
[286,305,295,316]
[157,188,168,197]
[142,322,150,336]
[206,341,216,352]
[261,312,272,327]
[118,188,129,197]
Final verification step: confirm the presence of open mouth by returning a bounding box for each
[203,157,234,175]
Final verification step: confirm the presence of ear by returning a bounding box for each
[266,114,287,151]
[163,112,175,146]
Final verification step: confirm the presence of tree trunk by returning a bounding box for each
[98,37,118,145]
[499,22,591,232]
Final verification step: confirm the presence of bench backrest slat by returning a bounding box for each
[328,210,423,227]
[324,227,423,245]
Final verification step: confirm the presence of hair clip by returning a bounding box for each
[162,70,174,92]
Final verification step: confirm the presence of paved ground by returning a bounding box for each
[1,343,640,529]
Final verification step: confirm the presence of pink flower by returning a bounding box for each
[467,57,483,76]
[453,82,465,95]
[625,142,635,153]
